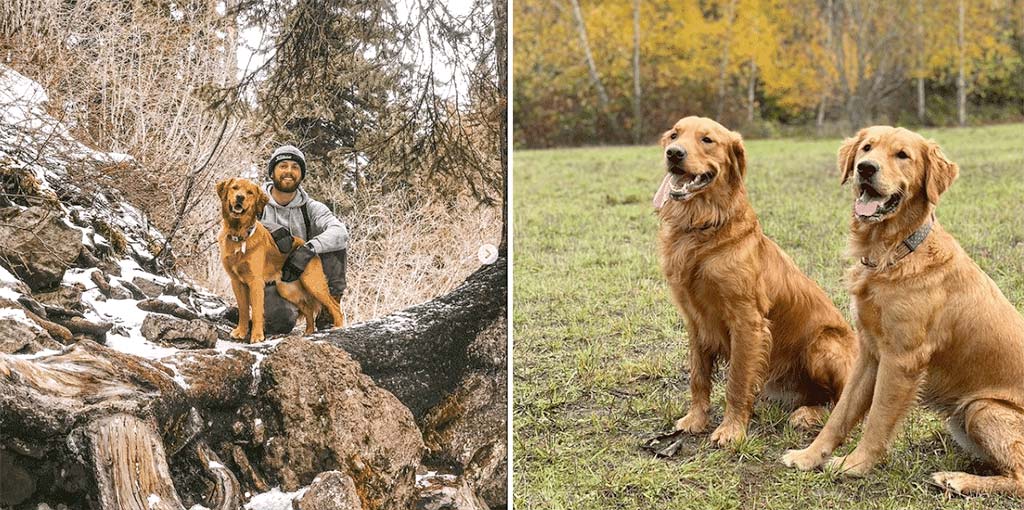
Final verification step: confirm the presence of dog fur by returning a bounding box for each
[655,116,858,446]
[781,126,1024,497]
[217,177,344,343]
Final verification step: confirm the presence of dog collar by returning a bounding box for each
[227,224,257,243]
[860,218,933,269]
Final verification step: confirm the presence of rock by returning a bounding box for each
[258,338,424,509]
[140,314,218,349]
[0,304,59,354]
[0,206,83,292]
[0,450,36,506]
[421,316,507,507]
[137,298,199,321]
[108,284,133,300]
[292,471,361,510]
[34,284,84,311]
[132,276,165,298]
[416,475,489,510]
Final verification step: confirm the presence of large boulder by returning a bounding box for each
[292,470,361,510]
[257,338,424,510]
[0,206,82,292]
[422,315,507,508]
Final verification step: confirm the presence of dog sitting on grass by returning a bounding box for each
[655,116,858,446]
[217,177,344,343]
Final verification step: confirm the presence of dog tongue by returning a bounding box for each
[855,193,885,216]
[653,174,673,210]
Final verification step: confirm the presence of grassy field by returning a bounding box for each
[512,123,1024,509]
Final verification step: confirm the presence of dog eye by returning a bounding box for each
[701,136,713,144]
[896,150,909,160]
[670,132,678,140]
[862,144,871,152]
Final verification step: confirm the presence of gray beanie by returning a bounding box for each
[268,144,307,179]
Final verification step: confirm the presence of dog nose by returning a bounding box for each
[857,160,879,179]
[666,146,687,163]
[234,195,243,204]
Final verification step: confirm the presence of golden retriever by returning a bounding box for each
[781,126,1024,497]
[217,178,344,343]
[655,116,858,446]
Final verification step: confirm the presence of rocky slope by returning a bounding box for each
[0,65,506,510]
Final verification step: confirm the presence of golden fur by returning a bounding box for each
[216,178,343,343]
[782,126,1024,497]
[656,116,857,446]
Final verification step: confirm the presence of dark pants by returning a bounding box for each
[263,249,346,334]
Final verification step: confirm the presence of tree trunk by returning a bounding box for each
[714,0,738,120]
[567,0,615,130]
[493,0,508,251]
[631,0,643,143]
[916,0,926,123]
[957,0,966,126]
[322,255,506,418]
[746,58,757,123]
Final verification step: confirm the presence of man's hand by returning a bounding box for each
[281,245,316,282]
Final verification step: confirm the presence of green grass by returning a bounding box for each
[512,123,1024,509]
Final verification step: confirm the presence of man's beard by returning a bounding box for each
[273,175,300,192]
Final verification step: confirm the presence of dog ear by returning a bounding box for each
[837,129,867,185]
[254,189,269,218]
[923,141,959,205]
[216,179,231,201]
[729,130,747,180]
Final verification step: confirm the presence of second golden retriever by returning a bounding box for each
[656,116,857,446]
[217,177,344,343]
[782,126,1024,497]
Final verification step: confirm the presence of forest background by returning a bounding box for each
[513,0,1024,147]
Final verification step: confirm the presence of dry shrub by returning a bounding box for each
[342,186,501,322]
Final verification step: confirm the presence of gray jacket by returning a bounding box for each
[261,182,348,253]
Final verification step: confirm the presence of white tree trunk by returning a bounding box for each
[568,0,613,124]
[631,0,642,143]
[747,59,757,123]
[715,0,738,119]
[957,0,966,126]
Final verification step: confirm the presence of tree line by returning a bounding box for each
[513,0,1024,148]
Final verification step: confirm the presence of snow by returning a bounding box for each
[0,265,20,284]
[243,487,308,510]
[0,286,22,300]
[147,494,161,508]
[416,471,457,488]
[0,306,43,332]
[208,460,224,469]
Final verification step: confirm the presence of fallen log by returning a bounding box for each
[322,255,507,419]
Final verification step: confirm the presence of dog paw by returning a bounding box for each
[249,333,265,344]
[931,471,970,495]
[709,420,746,447]
[826,453,873,477]
[230,327,249,341]
[674,411,709,434]
[789,406,826,429]
[781,448,826,471]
